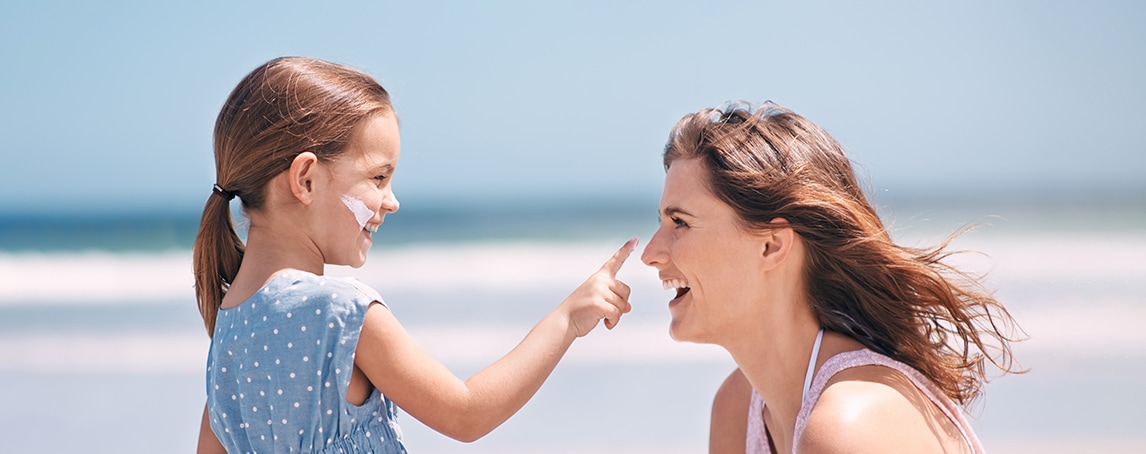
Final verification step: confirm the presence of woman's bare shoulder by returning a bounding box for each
[710,368,752,454]
[797,365,968,454]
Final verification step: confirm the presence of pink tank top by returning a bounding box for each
[746,348,984,453]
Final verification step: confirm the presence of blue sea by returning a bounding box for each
[1,194,1144,453]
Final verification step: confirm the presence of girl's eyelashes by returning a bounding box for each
[671,216,688,228]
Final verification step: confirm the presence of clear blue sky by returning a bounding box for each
[2,0,1143,213]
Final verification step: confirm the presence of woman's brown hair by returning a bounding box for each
[193,57,393,336]
[663,102,1022,405]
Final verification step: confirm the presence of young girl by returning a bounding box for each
[194,57,637,453]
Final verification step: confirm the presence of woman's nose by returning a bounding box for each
[640,227,666,267]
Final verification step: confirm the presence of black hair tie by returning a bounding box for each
[212,184,237,201]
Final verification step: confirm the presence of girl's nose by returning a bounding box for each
[382,191,399,213]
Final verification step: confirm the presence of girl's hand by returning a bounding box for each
[561,237,638,337]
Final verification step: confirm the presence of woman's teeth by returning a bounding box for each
[662,279,689,291]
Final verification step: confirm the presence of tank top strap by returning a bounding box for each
[792,349,984,453]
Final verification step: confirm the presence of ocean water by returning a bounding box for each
[1,197,1144,452]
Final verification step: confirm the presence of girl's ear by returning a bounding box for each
[760,218,795,270]
[288,152,320,205]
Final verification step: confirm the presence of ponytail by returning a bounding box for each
[193,190,244,336]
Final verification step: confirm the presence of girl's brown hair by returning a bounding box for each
[663,102,1022,405]
[193,57,393,336]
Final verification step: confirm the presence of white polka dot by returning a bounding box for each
[302,296,308,302]
[315,309,321,315]
[293,402,299,408]
[263,345,268,351]
[254,361,259,367]
[329,352,333,358]
[239,393,244,399]
[329,323,335,328]
[259,391,265,396]
[252,406,257,412]
[303,356,309,362]
[287,342,293,348]
[263,316,267,321]
[299,429,304,435]
[275,300,280,305]
[326,409,332,415]
[331,293,338,299]
[307,386,313,392]
[273,329,279,335]
[246,377,251,383]
[335,368,341,374]
[277,389,283,395]
[282,419,288,424]
[227,350,233,356]
[301,325,307,332]
[290,372,296,379]
[286,312,292,318]
[231,395,236,400]
[275,359,280,365]
[325,381,331,388]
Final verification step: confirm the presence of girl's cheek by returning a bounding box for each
[339,194,374,230]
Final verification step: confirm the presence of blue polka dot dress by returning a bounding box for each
[206,270,407,453]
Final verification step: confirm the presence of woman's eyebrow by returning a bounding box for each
[662,206,695,218]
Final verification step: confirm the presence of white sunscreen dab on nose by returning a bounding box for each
[339,194,373,230]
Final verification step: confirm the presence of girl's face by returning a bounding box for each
[315,113,401,268]
[640,158,768,344]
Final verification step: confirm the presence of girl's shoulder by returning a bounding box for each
[257,269,385,313]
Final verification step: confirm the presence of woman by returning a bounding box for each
[640,103,1021,453]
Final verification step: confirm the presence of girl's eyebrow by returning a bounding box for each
[368,163,395,174]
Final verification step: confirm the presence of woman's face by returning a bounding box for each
[640,158,768,344]
[315,113,401,267]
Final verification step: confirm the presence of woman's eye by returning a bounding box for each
[671,217,688,228]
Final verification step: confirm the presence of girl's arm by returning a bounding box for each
[355,239,636,442]
[197,402,227,454]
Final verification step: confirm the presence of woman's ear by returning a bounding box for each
[760,218,795,270]
[288,152,320,205]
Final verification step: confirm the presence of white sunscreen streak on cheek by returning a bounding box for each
[339,194,373,230]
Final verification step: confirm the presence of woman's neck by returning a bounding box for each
[726,320,820,452]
